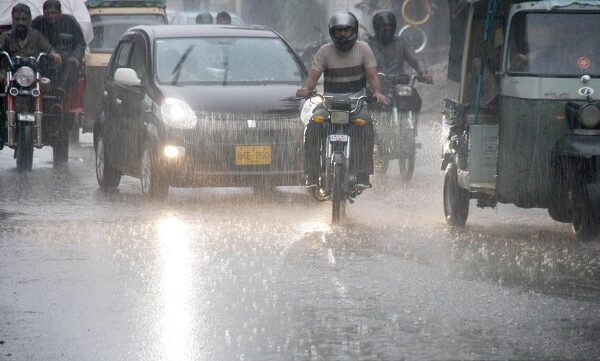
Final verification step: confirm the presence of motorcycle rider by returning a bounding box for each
[296,12,386,189]
[32,0,86,97]
[216,11,232,25]
[195,12,213,24]
[366,10,432,132]
[0,3,61,149]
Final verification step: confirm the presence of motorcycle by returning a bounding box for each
[1,51,67,171]
[373,73,429,181]
[301,92,372,224]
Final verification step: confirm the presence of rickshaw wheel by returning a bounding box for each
[443,164,469,227]
[53,128,69,167]
[69,128,80,144]
[571,185,600,241]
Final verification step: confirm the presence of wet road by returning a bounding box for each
[1,119,600,360]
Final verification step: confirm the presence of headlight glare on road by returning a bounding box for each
[15,66,36,87]
[161,97,197,129]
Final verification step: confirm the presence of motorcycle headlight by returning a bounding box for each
[161,97,197,129]
[300,97,321,125]
[15,66,36,87]
[579,104,600,129]
[396,85,412,97]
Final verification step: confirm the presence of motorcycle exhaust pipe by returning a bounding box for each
[6,95,16,147]
[34,94,43,148]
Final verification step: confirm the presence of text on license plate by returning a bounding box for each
[18,113,35,122]
[329,134,348,142]
[235,145,272,165]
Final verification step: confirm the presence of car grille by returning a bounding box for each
[182,112,304,173]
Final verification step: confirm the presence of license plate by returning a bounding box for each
[329,134,348,142]
[18,113,35,122]
[235,145,272,165]
[331,111,349,124]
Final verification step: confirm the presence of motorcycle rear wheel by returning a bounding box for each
[398,131,416,182]
[16,124,34,172]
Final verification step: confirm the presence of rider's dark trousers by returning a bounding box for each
[304,107,374,178]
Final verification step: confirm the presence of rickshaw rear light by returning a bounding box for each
[579,104,600,129]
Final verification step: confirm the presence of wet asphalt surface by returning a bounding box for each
[1,117,600,361]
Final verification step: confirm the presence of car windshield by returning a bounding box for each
[154,37,303,85]
[90,14,165,53]
[507,12,600,76]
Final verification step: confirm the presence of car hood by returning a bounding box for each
[157,84,302,114]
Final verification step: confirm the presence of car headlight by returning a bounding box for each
[15,66,36,87]
[161,97,197,129]
[396,85,412,97]
[579,103,600,129]
[300,97,322,125]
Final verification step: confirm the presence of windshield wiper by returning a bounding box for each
[171,45,194,85]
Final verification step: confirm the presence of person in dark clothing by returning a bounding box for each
[32,0,85,95]
[216,11,232,25]
[0,3,61,149]
[195,12,213,24]
[296,12,386,189]
[366,11,432,104]
[366,10,432,133]
[0,4,59,61]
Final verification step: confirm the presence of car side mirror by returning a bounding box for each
[114,67,142,87]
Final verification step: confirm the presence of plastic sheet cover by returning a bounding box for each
[0,0,93,48]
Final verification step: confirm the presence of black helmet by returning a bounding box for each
[372,10,396,45]
[328,12,359,51]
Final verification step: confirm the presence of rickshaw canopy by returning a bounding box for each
[0,0,93,46]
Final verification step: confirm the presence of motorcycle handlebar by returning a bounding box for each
[302,92,372,113]
[0,51,13,68]
[378,72,433,85]
[36,52,48,63]
[0,52,50,69]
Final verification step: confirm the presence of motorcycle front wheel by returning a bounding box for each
[16,124,34,172]
[331,162,345,225]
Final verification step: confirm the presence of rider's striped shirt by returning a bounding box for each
[312,41,377,94]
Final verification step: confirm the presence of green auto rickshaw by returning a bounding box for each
[442,0,600,239]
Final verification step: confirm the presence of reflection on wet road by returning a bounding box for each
[1,123,599,360]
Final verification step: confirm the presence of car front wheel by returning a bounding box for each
[141,142,169,199]
[95,133,121,191]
